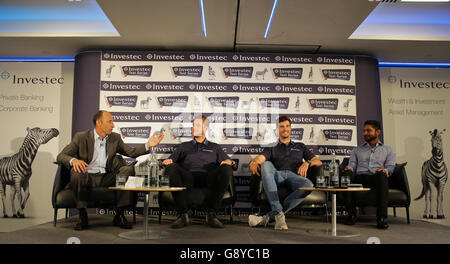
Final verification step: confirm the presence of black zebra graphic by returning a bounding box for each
[415,129,448,219]
[0,127,59,218]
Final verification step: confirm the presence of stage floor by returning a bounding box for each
[0,213,449,244]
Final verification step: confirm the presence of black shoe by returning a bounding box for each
[171,213,190,229]
[377,217,389,229]
[74,209,88,231]
[113,214,132,229]
[206,212,224,228]
[344,214,357,226]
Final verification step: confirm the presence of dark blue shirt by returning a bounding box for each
[169,139,230,173]
[262,141,315,173]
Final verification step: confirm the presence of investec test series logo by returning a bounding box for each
[170,127,192,139]
[105,95,138,108]
[223,67,253,78]
[119,127,152,139]
[171,66,203,78]
[322,129,353,141]
[208,96,240,109]
[121,65,153,77]
[259,97,290,109]
[272,68,303,79]
[320,69,351,81]
[309,99,339,110]
[223,128,254,140]
[157,96,189,108]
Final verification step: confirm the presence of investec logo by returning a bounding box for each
[231,145,264,154]
[397,78,450,89]
[232,84,271,92]
[274,56,313,63]
[318,146,352,156]
[316,56,354,64]
[146,53,185,61]
[112,113,142,122]
[102,82,142,90]
[1,71,64,85]
[103,53,142,60]
[232,54,270,62]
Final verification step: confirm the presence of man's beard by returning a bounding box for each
[364,134,377,143]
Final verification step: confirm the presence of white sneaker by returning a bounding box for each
[274,212,288,230]
[248,214,269,227]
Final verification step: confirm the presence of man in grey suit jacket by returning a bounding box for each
[57,110,164,230]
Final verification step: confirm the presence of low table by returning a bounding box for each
[300,187,370,237]
[109,186,185,240]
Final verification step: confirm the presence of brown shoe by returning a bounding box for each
[171,213,190,229]
[74,209,88,231]
[113,214,132,229]
[206,212,224,228]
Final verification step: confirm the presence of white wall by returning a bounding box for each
[0,62,74,232]
[380,67,450,226]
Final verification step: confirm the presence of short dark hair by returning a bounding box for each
[93,110,104,126]
[364,120,381,130]
[193,114,209,127]
[277,115,291,125]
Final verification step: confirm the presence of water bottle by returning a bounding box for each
[147,152,159,187]
[329,152,339,187]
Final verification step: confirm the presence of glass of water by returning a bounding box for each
[341,175,350,188]
[116,175,127,188]
[316,175,326,188]
[160,173,169,187]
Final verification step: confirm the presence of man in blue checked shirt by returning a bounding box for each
[343,120,396,229]
[248,115,322,230]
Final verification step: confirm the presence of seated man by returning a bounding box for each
[162,115,236,229]
[57,110,164,230]
[343,120,396,229]
[249,115,322,230]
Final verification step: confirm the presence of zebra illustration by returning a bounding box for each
[0,127,59,218]
[105,65,115,78]
[140,96,152,109]
[343,98,352,112]
[295,96,300,112]
[255,68,268,80]
[415,129,448,219]
[308,66,313,81]
[208,66,216,80]
[309,126,315,142]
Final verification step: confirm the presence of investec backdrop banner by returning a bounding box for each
[98,51,358,208]
[0,62,73,232]
[380,68,450,225]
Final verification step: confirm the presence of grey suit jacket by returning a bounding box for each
[57,130,148,173]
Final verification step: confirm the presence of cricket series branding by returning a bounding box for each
[121,65,153,77]
[106,95,138,108]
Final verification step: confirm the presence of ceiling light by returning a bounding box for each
[264,0,279,39]
[199,0,207,37]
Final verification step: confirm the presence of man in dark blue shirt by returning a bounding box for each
[249,116,322,230]
[162,115,236,229]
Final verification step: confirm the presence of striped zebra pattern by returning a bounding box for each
[0,127,59,218]
[415,129,448,219]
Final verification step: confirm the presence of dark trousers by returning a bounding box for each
[166,163,232,214]
[68,166,134,209]
[344,170,389,219]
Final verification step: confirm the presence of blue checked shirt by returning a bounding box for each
[347,141,396,176]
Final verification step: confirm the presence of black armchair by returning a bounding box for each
[51,155,137,226]
[339,158,411,224]
[249,165,327,213]
[157,166,237,224]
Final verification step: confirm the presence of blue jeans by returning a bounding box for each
[261,161,314,220]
